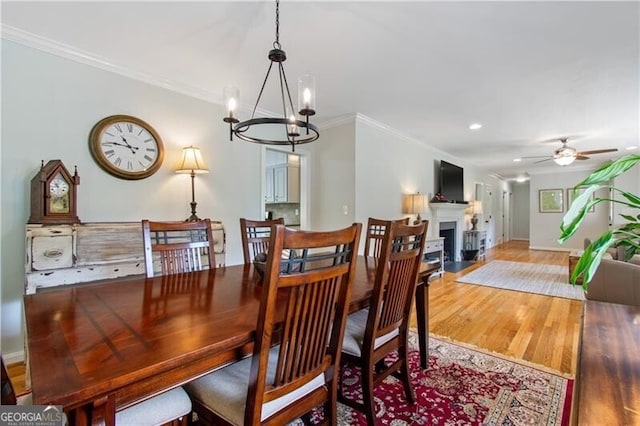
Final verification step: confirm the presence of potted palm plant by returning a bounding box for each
[558,154,640,288]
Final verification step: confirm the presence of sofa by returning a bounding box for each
[584,251,640,306]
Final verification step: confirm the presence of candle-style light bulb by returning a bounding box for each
[223,86,239,125]
[227,98,237,118]
[288,114,299,137]
[303,88,311,108]
[297,75,316,116]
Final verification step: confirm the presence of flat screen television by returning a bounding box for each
[438,160,465,203]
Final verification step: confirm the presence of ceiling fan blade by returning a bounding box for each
[576,148,618,155]
[534,158,553,164]
[521,155,552,159]
[575,155,590,160]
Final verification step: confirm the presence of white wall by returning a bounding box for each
[354,117,431,227]
[349,115,504,253]
[512,182,530,240]
[307,120,356,231]
[529,168,611,251]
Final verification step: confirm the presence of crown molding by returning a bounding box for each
[1,25,221,105]
[316,113,358,130]
[354,113,427,147]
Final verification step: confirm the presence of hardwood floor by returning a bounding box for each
[7,240,581,395]
[414,239,581,376]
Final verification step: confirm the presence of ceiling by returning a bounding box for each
[2,1,638,180]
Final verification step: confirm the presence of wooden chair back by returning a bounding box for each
[370,220,427,340]
[142,219,216,278]
[240,217,285,264]
[364,217,410,257]
[1,356,17,405]
[245,223,362,425]
[339,220,427,423]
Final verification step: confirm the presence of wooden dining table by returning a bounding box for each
[24,256,439,425]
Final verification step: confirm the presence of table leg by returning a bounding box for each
[69,395,116,426]
[415,273,431,369]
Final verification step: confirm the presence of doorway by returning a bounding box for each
[262,147,309,229]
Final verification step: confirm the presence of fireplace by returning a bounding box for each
[429,202,468,262]
[439,221,456,262]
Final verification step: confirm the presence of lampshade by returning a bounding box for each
[402,193,426,215]
[176,146,209,174]
[472,200,483,215]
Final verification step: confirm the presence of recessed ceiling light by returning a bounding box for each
[516,177,528,183]
[513,158,522,162]
[626,145,638,151]
[469,123,482,130]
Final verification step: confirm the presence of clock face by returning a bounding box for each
[49,173,70,213]
[89,115,164,180]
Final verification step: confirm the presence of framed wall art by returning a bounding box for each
[539,188,564,213]
[567,187,595,213]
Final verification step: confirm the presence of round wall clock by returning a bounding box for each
[89,115,165,180]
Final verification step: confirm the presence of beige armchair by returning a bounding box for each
[585,256,640,306]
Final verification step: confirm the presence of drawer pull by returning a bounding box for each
[43,249,64,258]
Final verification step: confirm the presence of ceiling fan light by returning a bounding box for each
[553,154,576,166]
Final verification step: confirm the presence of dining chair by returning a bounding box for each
[142,219,216,278]
[363,217,410,258]
[1,356,18,405]
[185,223,362,425]
[1,355,192,425]
[240,217,285,264]
[339,220,427,426]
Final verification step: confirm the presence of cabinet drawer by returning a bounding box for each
[424,239,443,252]
[31,235,73,270]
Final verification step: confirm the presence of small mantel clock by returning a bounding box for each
[29,160,81,224]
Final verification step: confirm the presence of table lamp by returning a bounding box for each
[470,200,483,230]
[176,146,209,222]
[403,193,427,224]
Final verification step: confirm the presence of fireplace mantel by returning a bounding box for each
[429,202,469,212]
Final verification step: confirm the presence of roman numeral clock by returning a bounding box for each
[89,115,164,180]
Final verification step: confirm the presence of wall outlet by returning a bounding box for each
[342,205,349,215]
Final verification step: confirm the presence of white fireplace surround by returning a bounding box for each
[429,202,468,262]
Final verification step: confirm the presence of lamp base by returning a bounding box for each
[470,216,479,231]
[185,201,201,222]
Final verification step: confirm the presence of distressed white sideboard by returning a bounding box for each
[25,221,226,294]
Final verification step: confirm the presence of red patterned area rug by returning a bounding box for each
[333,333,573,425]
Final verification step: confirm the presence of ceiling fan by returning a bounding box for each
[525,138,618,166]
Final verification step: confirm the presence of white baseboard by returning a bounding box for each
[3,350,25,364]
[529,245,572,252]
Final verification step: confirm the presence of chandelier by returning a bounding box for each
[223,0,319,151]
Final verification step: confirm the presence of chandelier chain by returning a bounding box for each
[273,0,281,49]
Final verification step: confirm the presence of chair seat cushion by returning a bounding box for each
[115,386,191,426]
[185,346,325,425]
[342,309,399,357]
